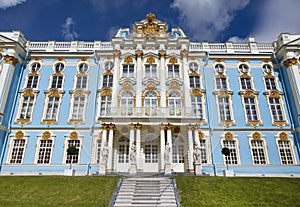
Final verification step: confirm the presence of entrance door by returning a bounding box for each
[172,136,185,172]
[142,136,159,172]
[115,136,129,172]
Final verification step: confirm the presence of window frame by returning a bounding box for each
[243,96,260,122]
[69,96,87,121]
[167,65,180,78]
[43,96,61,121]
[249,136,269,165]
[122,64,134,78]
[221,134,241,165]
[17,95,36,120]
[7,136,28,164]
[63,137,82,165]
[34,136,55,164]
[275,134,296,165]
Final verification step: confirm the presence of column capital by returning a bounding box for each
[181,49,188,59]
[101,123,108,130]
[166,123,172,130]
[135,123,142,130]
[113,50,121,58]
[160,123,166,130]
[108,123,115,130]
[193,124,200,130]
[130,123,135,130]
[283,57,297,67]
[186,124,193,130]
[159,50,166,59]
[4,55,18,65]
[135,50,143,59]
[198,131,205,139]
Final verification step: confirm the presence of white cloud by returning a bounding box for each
[170,0,250,41]
[61,17,79,41]
[0,0,26,9]
[252,0,300,42]
[227,36,247,43]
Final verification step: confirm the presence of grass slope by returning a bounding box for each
[0,176,120,207]
[176,176,300,207]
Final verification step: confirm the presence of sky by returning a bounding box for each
[0,0,300,43]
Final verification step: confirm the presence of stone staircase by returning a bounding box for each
[112,177,179,207]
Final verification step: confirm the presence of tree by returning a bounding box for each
[67,145,79,169]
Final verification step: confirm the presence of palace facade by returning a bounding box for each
[0,14,299,176]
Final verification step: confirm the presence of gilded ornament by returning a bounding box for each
[33,57,41,60]
[42,131,51,139]
[69,119,83,125]
[198,119,207,125]
[42,119,57,125]
[283,58,298,67]
[23,89,35,97]
[159,50,166,59]
[264,73,274,78]
[12,57,19,66]
[130,123,135,130]
[222,120,234,127]
[101,123,108,130]
[186,124,193,130]
[224,132,234,140]
[147,83,156,90]
[165,123,172,130]
[169,57,178,64]
[191,89,203,96]
[4,55,18,65]
[57,57,64,61]
[269,91,280,98]
[272,121,287,127]
[109,123,115,130]
[101,88,112,96]
[239,58,248,63]
[244,90,256,98]
[15,130,24,138]
[0,47,3,52]
[80,57,88,61]
[70,131,78,139]
[279,132,288,140]
[73,90,86,97]
[135,123,142,130]
[113,50,121,58]
[252,132,262,140]
[215,58,224,63]
[189,71,199,76]
[16,119,30,125]
[135,50,143,59]
[263,59,271,63]
[240,73,250,78]
[123,82,132,91]
[146,56,155,64]
[48,89,61,97]
[218,91,230,98]
[135,13,166,38]
[160,124,166,130]
[181,50,188,58]
[198,131,205,139]
[104,70,113,75]
[169,81,180,89]
[247,120,261,127]
[124,56,133,64]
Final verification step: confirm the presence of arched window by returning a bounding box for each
[144,91,158,116]
[120,91,134,115]
[168,91,181,116]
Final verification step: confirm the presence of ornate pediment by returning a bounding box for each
[134,13,168,38]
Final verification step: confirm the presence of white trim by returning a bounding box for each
[220,134,241,165]
[6,135,29,164]
[34,135,55,165]
[275,133,297,165]
[62,135,83,165]
[248,134,270,165]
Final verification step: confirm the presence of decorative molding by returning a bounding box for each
[123,82,132,91]
[159,50,166,59]
[169,81,180,90]
[68,119,83,125]
[283,58,297,67]
[135,50,143,59]
[109,123,115,130]
[113,50,121,58]
[135,13,167,38]
[279,132,288,140]
[181,50,188,58]
[252,132,262,140]
[4,55,18,65]
[41,119,57,125]
[191,88,204,96]
[15,119,30,125]
[247,120,261,127]
[15,130,24,139]
[100,88,112,96]
[130,123,135,130]
[70,131,78,139]
[48,89,61,97]
[146,56,155,64]
[169,57,178,64]
[221,120,235,127]
[165,123,172,130]
[263,59,271,63]
[33,57,41,61]
[135,123,142,130]
[224,132,234,140]
[80,57,88,61]
[269,91,281,98]
[42,131,51,139]
[243,90,257,98]
[56,57,65,61]
[124,56,133,64]
[239,58,248,63]
[146,82,156,90]
[23,89,35,97]
[73,90,86,97]
[215,58,224,62]
[101,123,108,130]
[189,71,199,76]
[217,91,230,98]
[240,73,250,78]
[273,121,287,127]
[198,131,205,139]
[104,70,113,75]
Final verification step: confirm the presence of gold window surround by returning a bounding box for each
[15,130,25,139]
[141,88,161,107]
[166,90,184,108]
[69,131,79,139]
[42,131,51,139]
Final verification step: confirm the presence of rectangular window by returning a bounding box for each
[145,144,158,163]
[265,78,277,90]
[189,76,201,88]
[199,139,207,164]
[168,65,180,78]
[19,96,35,119]
[191,96,203,119]
[96,139,102,164]
[244,97,258,121]
[26,75,39,89]
[172,145,184,163]
[45,97,60,120]
[250,140,267,164]
[122,65,134,78]
[223,140,238,164]
[145,65,157,78]
[102,75,113,87]
[240,77,252,90]
[71,97,86,120]
[37,139,53,164]
[216,77,227,90]
[9,139,26,164]
[118,144,129,163]
[66,139,80,164]
[269,97,284,121]
[51,76,63,89]
[218,97,231,121]
[100,95,112,116]
[76,76,87,89]
[278,140,294,165]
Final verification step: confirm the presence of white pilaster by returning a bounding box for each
[159,51,166,109]
[107,124,115,171]
[135,51,143,108]
[111,50,120,109]
[187,125,194,171]
[135,123,142,170]
[160,124,165,171]
[99,124,108,165]
[166,123,173,165]
[194,125,200,147]
[181,50,192,112]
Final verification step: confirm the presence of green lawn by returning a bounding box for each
[0,176,299,207]
[0,176,120,207]
[175,176,300,207]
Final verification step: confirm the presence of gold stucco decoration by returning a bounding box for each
[42,131,51,139]
[247,120,261,127]
[224,132,234,140]
[57,57,64,61]
[191,89,203,96]
[159,50,166,59]
[113,50,121,58]
[252,132,262,140]
[124,56,133,64]
[41,119,57,125]
[80,57,88,61]
[169,57,178,64]
[181,50,188,58]
[243,90,256,98]
[283,58,297,67]
[239,58,248,63]
[215,58,224,63]
[135,13,166,38]
[169,81,180,90]
[101,88,112,96]
[269,91,280,98]
[109,123,115,130]
[16,119,30,125]
[198,131,205,139]
[70,131,78,139]
[279,132,288,140]
[218,91,230,98]
[48,89,61,97]
[135,50,143,59]
[272,121,287,127]
[23,89,35,97]
[165,123,172,130]
[15,130,24,139]
[146,57,155,64]
[135,123,142,130]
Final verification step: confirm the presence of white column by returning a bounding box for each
[159,51,167,110]
[129,123,135,150]
[187,125,194,171]
[0,56,18,113]
[135,123,142,170]
[135,51,143,109]
[181,50,192,114]
[166,123,173,165]
[99,124,108,164]
[160,124,165,172]
[111,50,120,109]
[107,123,115,171]
[194,125,200,147]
